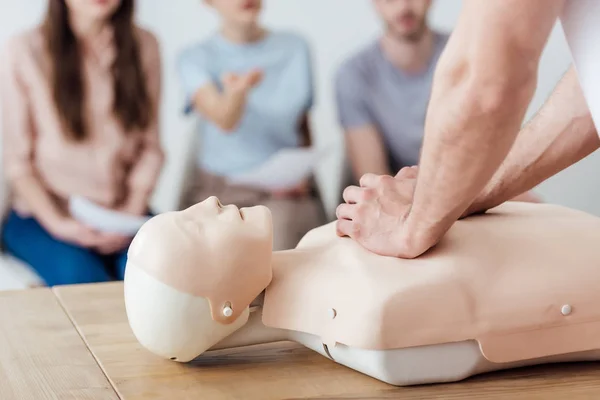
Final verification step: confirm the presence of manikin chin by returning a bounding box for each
[124,196,600,386]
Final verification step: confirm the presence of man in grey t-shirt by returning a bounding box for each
[335,0,446,179]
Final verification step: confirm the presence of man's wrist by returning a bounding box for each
[397,211,445,259]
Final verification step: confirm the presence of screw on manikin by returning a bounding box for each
[223,302,234,317]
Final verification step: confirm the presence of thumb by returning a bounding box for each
[245,69,263,86]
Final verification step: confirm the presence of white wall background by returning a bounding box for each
[1,0,599,216]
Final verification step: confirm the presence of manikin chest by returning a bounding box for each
[261,202,600,364]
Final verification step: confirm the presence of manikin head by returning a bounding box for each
[124,197,273,362]
[373,0,432,42]
[204,0,263,29]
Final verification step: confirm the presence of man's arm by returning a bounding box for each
[346,126,391,180]
[401,0,565,254]
[335,61,391,180]
[467,66,599,215]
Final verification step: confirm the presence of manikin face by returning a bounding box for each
[125,197,273,362]
[64,0,122,22]
[373,0,432,41]
[205,0,262,27]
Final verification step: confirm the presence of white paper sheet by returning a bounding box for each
[68,196,151,236]
[227,147,323,190]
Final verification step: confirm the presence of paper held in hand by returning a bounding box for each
[227,147,324,191]
[68,196,151,236]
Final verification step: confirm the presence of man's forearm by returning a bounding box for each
[469,67,599,214]
[346,126,391,181]
[399,0,565,254]
[403,66,536,248]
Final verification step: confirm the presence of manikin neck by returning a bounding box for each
[380,27,435,74]
[209,249,323,351]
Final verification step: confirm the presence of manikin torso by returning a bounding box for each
[263,203,600,360]
[125,198,600,386]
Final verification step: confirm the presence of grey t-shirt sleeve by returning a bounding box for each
[334,62,374,130]
[177,48,213,115]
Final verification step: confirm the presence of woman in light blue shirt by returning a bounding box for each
[177,0,325,250]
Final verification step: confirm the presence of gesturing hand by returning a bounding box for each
[222,69,263,93]
[335,166,426,258]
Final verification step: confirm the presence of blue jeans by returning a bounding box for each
[2,211,129,286]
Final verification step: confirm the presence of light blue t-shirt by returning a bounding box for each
[177,31,314,177]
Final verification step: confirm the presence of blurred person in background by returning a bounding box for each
[0,0,164,286]
[335,0,539,200]
[177,0,325,250]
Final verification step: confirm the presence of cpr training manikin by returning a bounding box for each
[124,196,600,386]
[123,1,600,386]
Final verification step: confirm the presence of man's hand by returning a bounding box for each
[336,167,429,258]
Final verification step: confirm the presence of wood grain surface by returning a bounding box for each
[54,282,600,400]
[0,288,119,400]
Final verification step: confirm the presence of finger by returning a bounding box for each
[335,203,356,220]
[246,70,262,86]
[342,185,363,204]
[221,72,235,84]
[336,218,357,238]
[359,173,382,188]
[395,166,418,179]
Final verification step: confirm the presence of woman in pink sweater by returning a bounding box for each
[0,0,164,285]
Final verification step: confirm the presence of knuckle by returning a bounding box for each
[358,189,369,201]
[355,204,368,220]
[379,175,394,186]
[396,167,412,178]
[362,188,377,201]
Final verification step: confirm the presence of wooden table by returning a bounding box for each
[1,283,600,399]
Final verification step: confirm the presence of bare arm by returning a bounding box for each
[1,41,64,230]
[191,70,262,132]
[401,0,565,254]
[346,126,391,180]
[467,66,599,214]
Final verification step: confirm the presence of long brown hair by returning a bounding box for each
[43,0,152,141]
